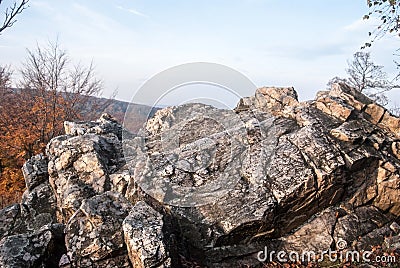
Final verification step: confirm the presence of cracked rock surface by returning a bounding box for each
[123,201,171,268]
[65,191,133,267]
[0,84,399,267]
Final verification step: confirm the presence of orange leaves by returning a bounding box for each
[0,167,24,208]
[0,41,109,208]
[0,88,69,207]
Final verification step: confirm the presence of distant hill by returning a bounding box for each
[6,88,160,133]
[95,97,160,133]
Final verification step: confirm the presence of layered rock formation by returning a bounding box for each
[0,83,399,267]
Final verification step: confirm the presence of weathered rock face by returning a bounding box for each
[65,191,133,267]
[0,155,57,240]
[123,201,171,268]
[0,224,65,268]
[47,114,125,223]
[22,154,50,191]
[128,84,400,266]
[0,84,399,267]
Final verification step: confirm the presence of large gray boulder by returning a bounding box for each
[124,84,400,266]
[46,114,125,223]
[65,191,133,267]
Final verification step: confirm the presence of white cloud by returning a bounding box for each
[343,17,379,32]
[30,0,54,11]
[117,6,149,18]
[72,3,122,33]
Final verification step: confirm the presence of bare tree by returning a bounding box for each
[361,1,400,114]
[328,52,397,106]
[0,0,29,34]
[0,65,12,174]
[0,65,12,89]
[20,40,113,143]
[391,103,400,116]
[0,42,115,208]
[326,76,349,89]
[346,52,391,91]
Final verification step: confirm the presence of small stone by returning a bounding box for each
[390,222,400,234]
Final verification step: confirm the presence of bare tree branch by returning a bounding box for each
[19,40,114,141]
[363,0,400,48]
[0,65,12,89]
[0,0,29,34]
[328,51,399,106]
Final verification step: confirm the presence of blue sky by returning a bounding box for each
[1,0,399,106]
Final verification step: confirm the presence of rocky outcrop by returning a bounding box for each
[47,114,125,223]
[0,83,399,267]
[65,191,133,267]
[123,201,171,268]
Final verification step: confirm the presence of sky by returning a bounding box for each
[1,0,399,108]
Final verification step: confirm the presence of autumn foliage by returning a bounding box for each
[0,42,112,208]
